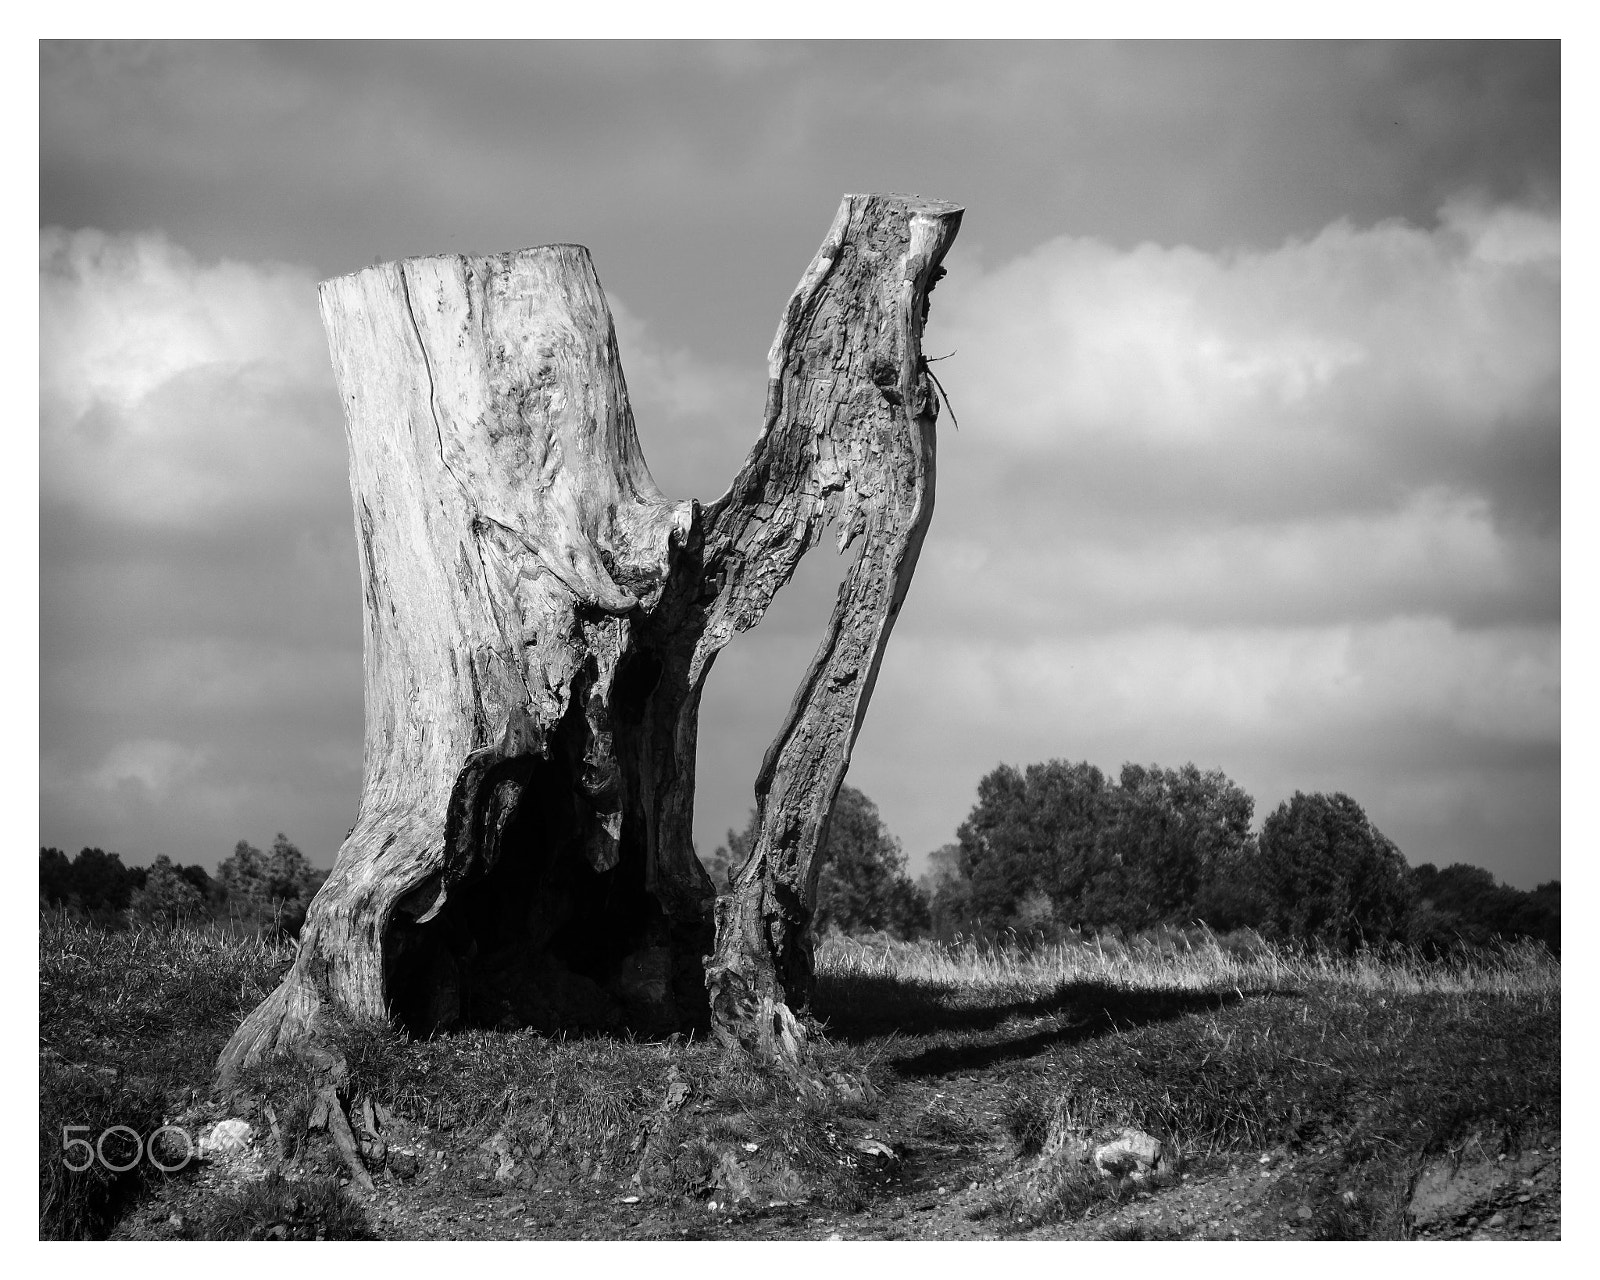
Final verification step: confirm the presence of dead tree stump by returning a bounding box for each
[217,193,961,1081]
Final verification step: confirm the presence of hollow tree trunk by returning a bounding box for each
[217,194,960,1082]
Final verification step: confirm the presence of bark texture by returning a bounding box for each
[218,194,960,1082]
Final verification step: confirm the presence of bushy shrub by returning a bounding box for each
[1254,791,1413,950]
[698,842,734,894]
[128,855,207,928]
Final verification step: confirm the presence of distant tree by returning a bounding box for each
[1191,834,1267,932]
[920,842,962,894]
[950,760,1256,936]
[39,847,73,906]
[1087,763,1257,931]
[1134,764,1255,898]
[955,760,1115,933]
[66,847,142,914]
[129,855,207,928]
[700,826,750,895]
[1407,862,1559,953]
[921,842,974,939]
[217,834,326,936]
[711,786,927,938]
[1256,792,1412,950]
[175,861,219,905]
[219,834,322,904]
[1521,880,1561,952]
[885,876,932,937]
[1415,862,1497,912]
[812,786,927,936]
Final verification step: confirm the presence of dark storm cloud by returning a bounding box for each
[38,41,1560,888]
[41,41,1557,360]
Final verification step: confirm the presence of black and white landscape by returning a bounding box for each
[39,38,1560,1246]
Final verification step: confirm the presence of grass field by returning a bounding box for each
[39,912,1559,1241]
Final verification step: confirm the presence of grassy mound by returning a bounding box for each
[39,913,1558,1240]
[39,912,293,1238]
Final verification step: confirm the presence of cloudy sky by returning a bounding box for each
[39,41,1560,889]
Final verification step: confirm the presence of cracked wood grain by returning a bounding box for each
[218,195,960,1081]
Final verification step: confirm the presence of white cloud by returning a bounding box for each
[43,637,358,722]
[39,227,341,530]
[84,738,208,800]
[608,295,768,502]
[878,619,1556,757]
[40,228,325,411]
[916,486,1556,634]
[929,199,1558,458]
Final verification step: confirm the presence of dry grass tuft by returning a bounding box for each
[39,911,293,1239]
[816,925,1558,1004]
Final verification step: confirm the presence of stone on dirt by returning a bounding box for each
[1093,1129,1163,1179]
[713,1149,755,1203]
[479,1128,519,1183]
[199,1118,252,1157]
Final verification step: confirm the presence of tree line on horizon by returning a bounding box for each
[706,761,1560,955]
[40,759,1559,956]
[38,833,328,936]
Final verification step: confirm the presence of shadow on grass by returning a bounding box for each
[812,974,1288,1077]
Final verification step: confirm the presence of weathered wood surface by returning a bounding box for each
[698,199,961,1055]
[218,194,960,1081]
